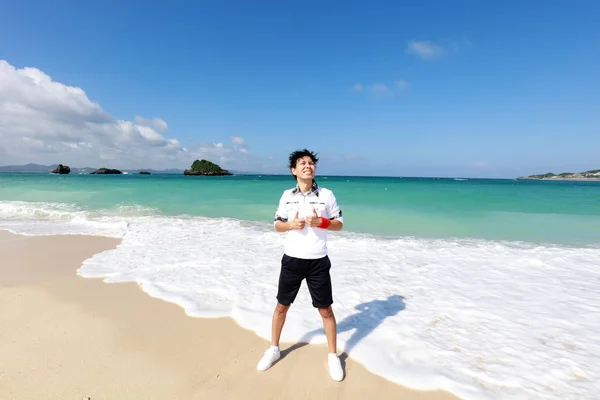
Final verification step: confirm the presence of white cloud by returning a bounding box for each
[184,141,272,172]
[407,38,471,60]
[0,59,187,169]
[407,40,445,60]
[22,136,44,148]
[0,59,280,173]
[369,83,394,99]
[134,116,168,132]
[350,81,408,100]
[350,83,364,93]
[231,136,245,146]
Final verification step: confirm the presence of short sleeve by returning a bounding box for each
[327,192,343,223]
[273,192,288,224]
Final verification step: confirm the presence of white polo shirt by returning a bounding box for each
[274,180,343,259]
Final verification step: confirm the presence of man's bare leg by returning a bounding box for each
[272,302,290,346]
[318,306,337,353]
[257,302,290,371]
[319,305,343,381]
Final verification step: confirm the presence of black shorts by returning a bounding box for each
[276,254,333,309]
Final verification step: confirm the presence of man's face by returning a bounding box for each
[292,156,316,180]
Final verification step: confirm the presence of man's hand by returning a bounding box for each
[306,208,322,228]
[288,211,306,230]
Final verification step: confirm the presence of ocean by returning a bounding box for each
[1,172,599,399]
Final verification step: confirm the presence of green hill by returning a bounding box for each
[517,169,600,180]
[183,159,232,176]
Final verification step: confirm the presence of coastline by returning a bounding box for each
[0,230,459,400]
[516,177,600,181]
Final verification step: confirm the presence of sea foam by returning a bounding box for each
[1,200,599,399]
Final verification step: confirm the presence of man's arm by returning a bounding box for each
[327,218,343,231]
[273,192,289,232]
[325,192,343,231]
[275,221,292,232]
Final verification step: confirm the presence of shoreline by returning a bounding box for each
[0,230,459,400]
[516,177,600,181]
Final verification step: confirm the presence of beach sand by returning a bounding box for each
[0,230,459,400]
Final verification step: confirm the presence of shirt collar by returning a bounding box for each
[291,180,319,196]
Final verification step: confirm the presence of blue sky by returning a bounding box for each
[0,0,599,177]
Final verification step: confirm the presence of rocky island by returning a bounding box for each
[183,159,232,176]
[517,169,600,181]
[90,168,123,175]
[51,164,71,174]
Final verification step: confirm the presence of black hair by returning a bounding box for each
[288,149,319,171]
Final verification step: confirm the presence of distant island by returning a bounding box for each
[51,164,71,174]
[0,163,187,174]
[183,159,232,176]
[517,169,600,181]
[90,168,122,175]
[0,163,254,175]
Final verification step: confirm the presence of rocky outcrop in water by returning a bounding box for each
[183,159,232,176]
[51,164,71,174]
[90,168,123,175]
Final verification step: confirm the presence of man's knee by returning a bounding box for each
[318,306,335,320]
[275,302,290,315]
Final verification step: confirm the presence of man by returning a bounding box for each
[256,149,344,381]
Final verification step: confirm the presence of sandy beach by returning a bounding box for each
[0,230,458,400]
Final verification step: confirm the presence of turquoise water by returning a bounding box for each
[1,172,599,245]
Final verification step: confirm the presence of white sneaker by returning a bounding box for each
[328,353,344,381]
[257,346,281,371]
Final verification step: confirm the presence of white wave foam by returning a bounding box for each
[0,201,152,237]
[2,201,600,399]
[0,201,87,221]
